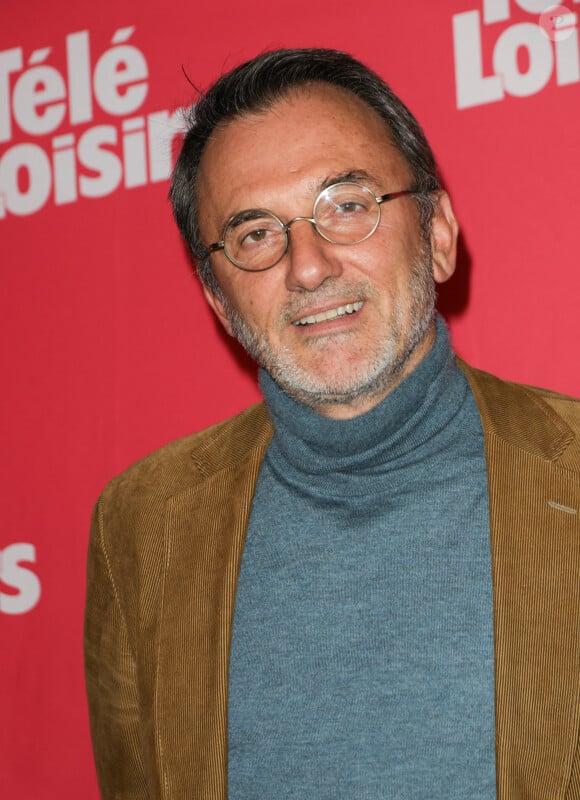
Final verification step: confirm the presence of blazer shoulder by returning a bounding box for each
[98,401,272,509]
[521,383,580,430]
[457,358,580,465]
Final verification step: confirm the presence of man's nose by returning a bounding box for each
[284,218,343,291]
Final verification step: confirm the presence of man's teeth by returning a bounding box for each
[294,301,364,326]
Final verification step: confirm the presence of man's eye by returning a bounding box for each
[336,201,365,214]
[247,228,268,242]
[318,198,369,227]
[240,227,274,247]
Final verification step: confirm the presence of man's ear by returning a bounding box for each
[202,283,234,337]
[430,191,459,285]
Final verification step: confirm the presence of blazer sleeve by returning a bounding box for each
[84,497,150,799]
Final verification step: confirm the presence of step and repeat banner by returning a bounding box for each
[2,0,579,796]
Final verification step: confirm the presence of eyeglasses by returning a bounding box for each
[207,181,418,272]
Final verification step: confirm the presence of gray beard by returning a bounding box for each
[219,243,436,411]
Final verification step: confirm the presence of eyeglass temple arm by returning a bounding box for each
[375,187,421,205]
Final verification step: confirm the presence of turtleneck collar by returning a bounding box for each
[259,316,469,483]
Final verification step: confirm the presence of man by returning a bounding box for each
[84,49,580,799]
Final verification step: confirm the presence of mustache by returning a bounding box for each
[279,279,379,324]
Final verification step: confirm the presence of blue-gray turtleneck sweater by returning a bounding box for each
[228,319,496,799]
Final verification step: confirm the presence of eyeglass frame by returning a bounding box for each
[205,181,421,272]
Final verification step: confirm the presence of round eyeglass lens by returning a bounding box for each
[224,211,287,271]
[314,183,380,244]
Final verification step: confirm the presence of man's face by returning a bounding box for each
[197,85,457,418]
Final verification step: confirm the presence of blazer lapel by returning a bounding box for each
[461,362,580,798]
[154,406,272,799]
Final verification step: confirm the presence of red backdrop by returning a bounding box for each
[2,1,579,796]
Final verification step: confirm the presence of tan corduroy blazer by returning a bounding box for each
[85,361,580,799]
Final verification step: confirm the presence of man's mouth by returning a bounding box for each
[293,301,364,327]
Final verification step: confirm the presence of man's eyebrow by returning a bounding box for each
[318,169,377,191]
[214,169,379,235]
[228,208,271,228]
